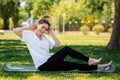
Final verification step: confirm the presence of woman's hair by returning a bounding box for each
[38,19,50,27]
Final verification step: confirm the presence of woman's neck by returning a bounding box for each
[34,31,42,40]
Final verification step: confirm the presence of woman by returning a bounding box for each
[13,19,112,71]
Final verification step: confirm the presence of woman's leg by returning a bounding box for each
[59,61,112,71]
[58,46,102,65]
[38,46,89,71]
[48,46,89,63]
[38,46,101,71]
[38,61,112,71]
[39,61,97,71]
[57,61,98,71]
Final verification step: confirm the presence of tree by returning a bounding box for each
[85,0,113,24]
[50,0,88,31]
[0,0,19,29]
[32,0,57,18]
[107,0,120,50]
[24,0,34,17]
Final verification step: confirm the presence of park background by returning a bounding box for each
[0,0,120,80]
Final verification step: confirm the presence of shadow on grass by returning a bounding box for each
[0,39,120,79]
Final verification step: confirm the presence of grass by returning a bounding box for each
[0,33,120,80]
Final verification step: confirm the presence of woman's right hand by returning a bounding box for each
[30,24,37,31]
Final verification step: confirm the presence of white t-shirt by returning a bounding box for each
[21,30,55,69]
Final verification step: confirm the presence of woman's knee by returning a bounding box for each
[64,46,70,49]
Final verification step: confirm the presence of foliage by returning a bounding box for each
[18,7,29,25]
[50,0,88,31]
[86,0,113,29]
[111,2,115,19]
[108,27,112,34]
[86,15,95,27]
[50,0,113,31]
[0,0,114,31]
[100,0,113,31]
[0,18,3,29]
[0,0,19,29]
[92,24,105,35]
[101,1,112,21]
[32,0,55,18]
[81,15,96,31]
[80,25,89,35]
[9,18,14,30]
[24,0,34,16]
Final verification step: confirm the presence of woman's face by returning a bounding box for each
[35,23,49,35]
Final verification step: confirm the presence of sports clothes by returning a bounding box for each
[21,30,55,68]
[21,30,97,71]
[38,46,97,71]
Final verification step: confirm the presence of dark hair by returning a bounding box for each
[38,19,50,27]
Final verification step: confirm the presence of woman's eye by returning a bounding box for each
[41,26,48,30]
[42,26,45,28]
[45,27,48,30]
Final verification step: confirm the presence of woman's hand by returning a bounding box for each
[47,28,61,47]
[47,28,55,35]
[30,24,37,31]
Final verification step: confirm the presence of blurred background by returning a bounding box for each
[0,0,114,34]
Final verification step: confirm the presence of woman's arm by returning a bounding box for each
[13,24,37,38]
[49,29,61,47]
[13,27,30,38]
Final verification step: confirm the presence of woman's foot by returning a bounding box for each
[98,61,112,71]
[88,58,102,65]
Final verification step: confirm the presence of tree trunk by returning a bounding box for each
[3,17,9,30]
[107,0,120,50]
[0,0,19,29]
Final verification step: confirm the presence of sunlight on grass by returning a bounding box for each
[0,34,19,39]
[0,33,120,80]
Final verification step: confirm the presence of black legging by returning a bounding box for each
[38,46,97,71]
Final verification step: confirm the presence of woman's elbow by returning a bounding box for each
[55,44,61,47]
[13,29,18,34]
[13,29,22,38]
[13,29,16,32]
[13,28,19,33]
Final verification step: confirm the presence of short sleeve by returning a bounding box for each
[49,39,55,49]
[46,36,55,49]
[20,30,31,42]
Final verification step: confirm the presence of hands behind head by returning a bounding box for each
[30,24,37,31]
[47,28,55,35]
[30,23,55,35]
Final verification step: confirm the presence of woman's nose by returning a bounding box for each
[42,28,46,32]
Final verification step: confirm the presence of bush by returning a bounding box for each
[108,27,112,34]
[80,25,89,35]
[92,24,104,35]
[0,18,3,29]
[9,18,14,30]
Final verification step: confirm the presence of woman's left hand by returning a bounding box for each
[47,28,55,35]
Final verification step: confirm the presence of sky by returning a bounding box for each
[20,1,26,7]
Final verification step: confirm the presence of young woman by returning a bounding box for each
[13,19,112,71]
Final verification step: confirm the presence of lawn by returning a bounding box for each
[0,33,120,80]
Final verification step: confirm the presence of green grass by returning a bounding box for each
[0,33,120,80]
